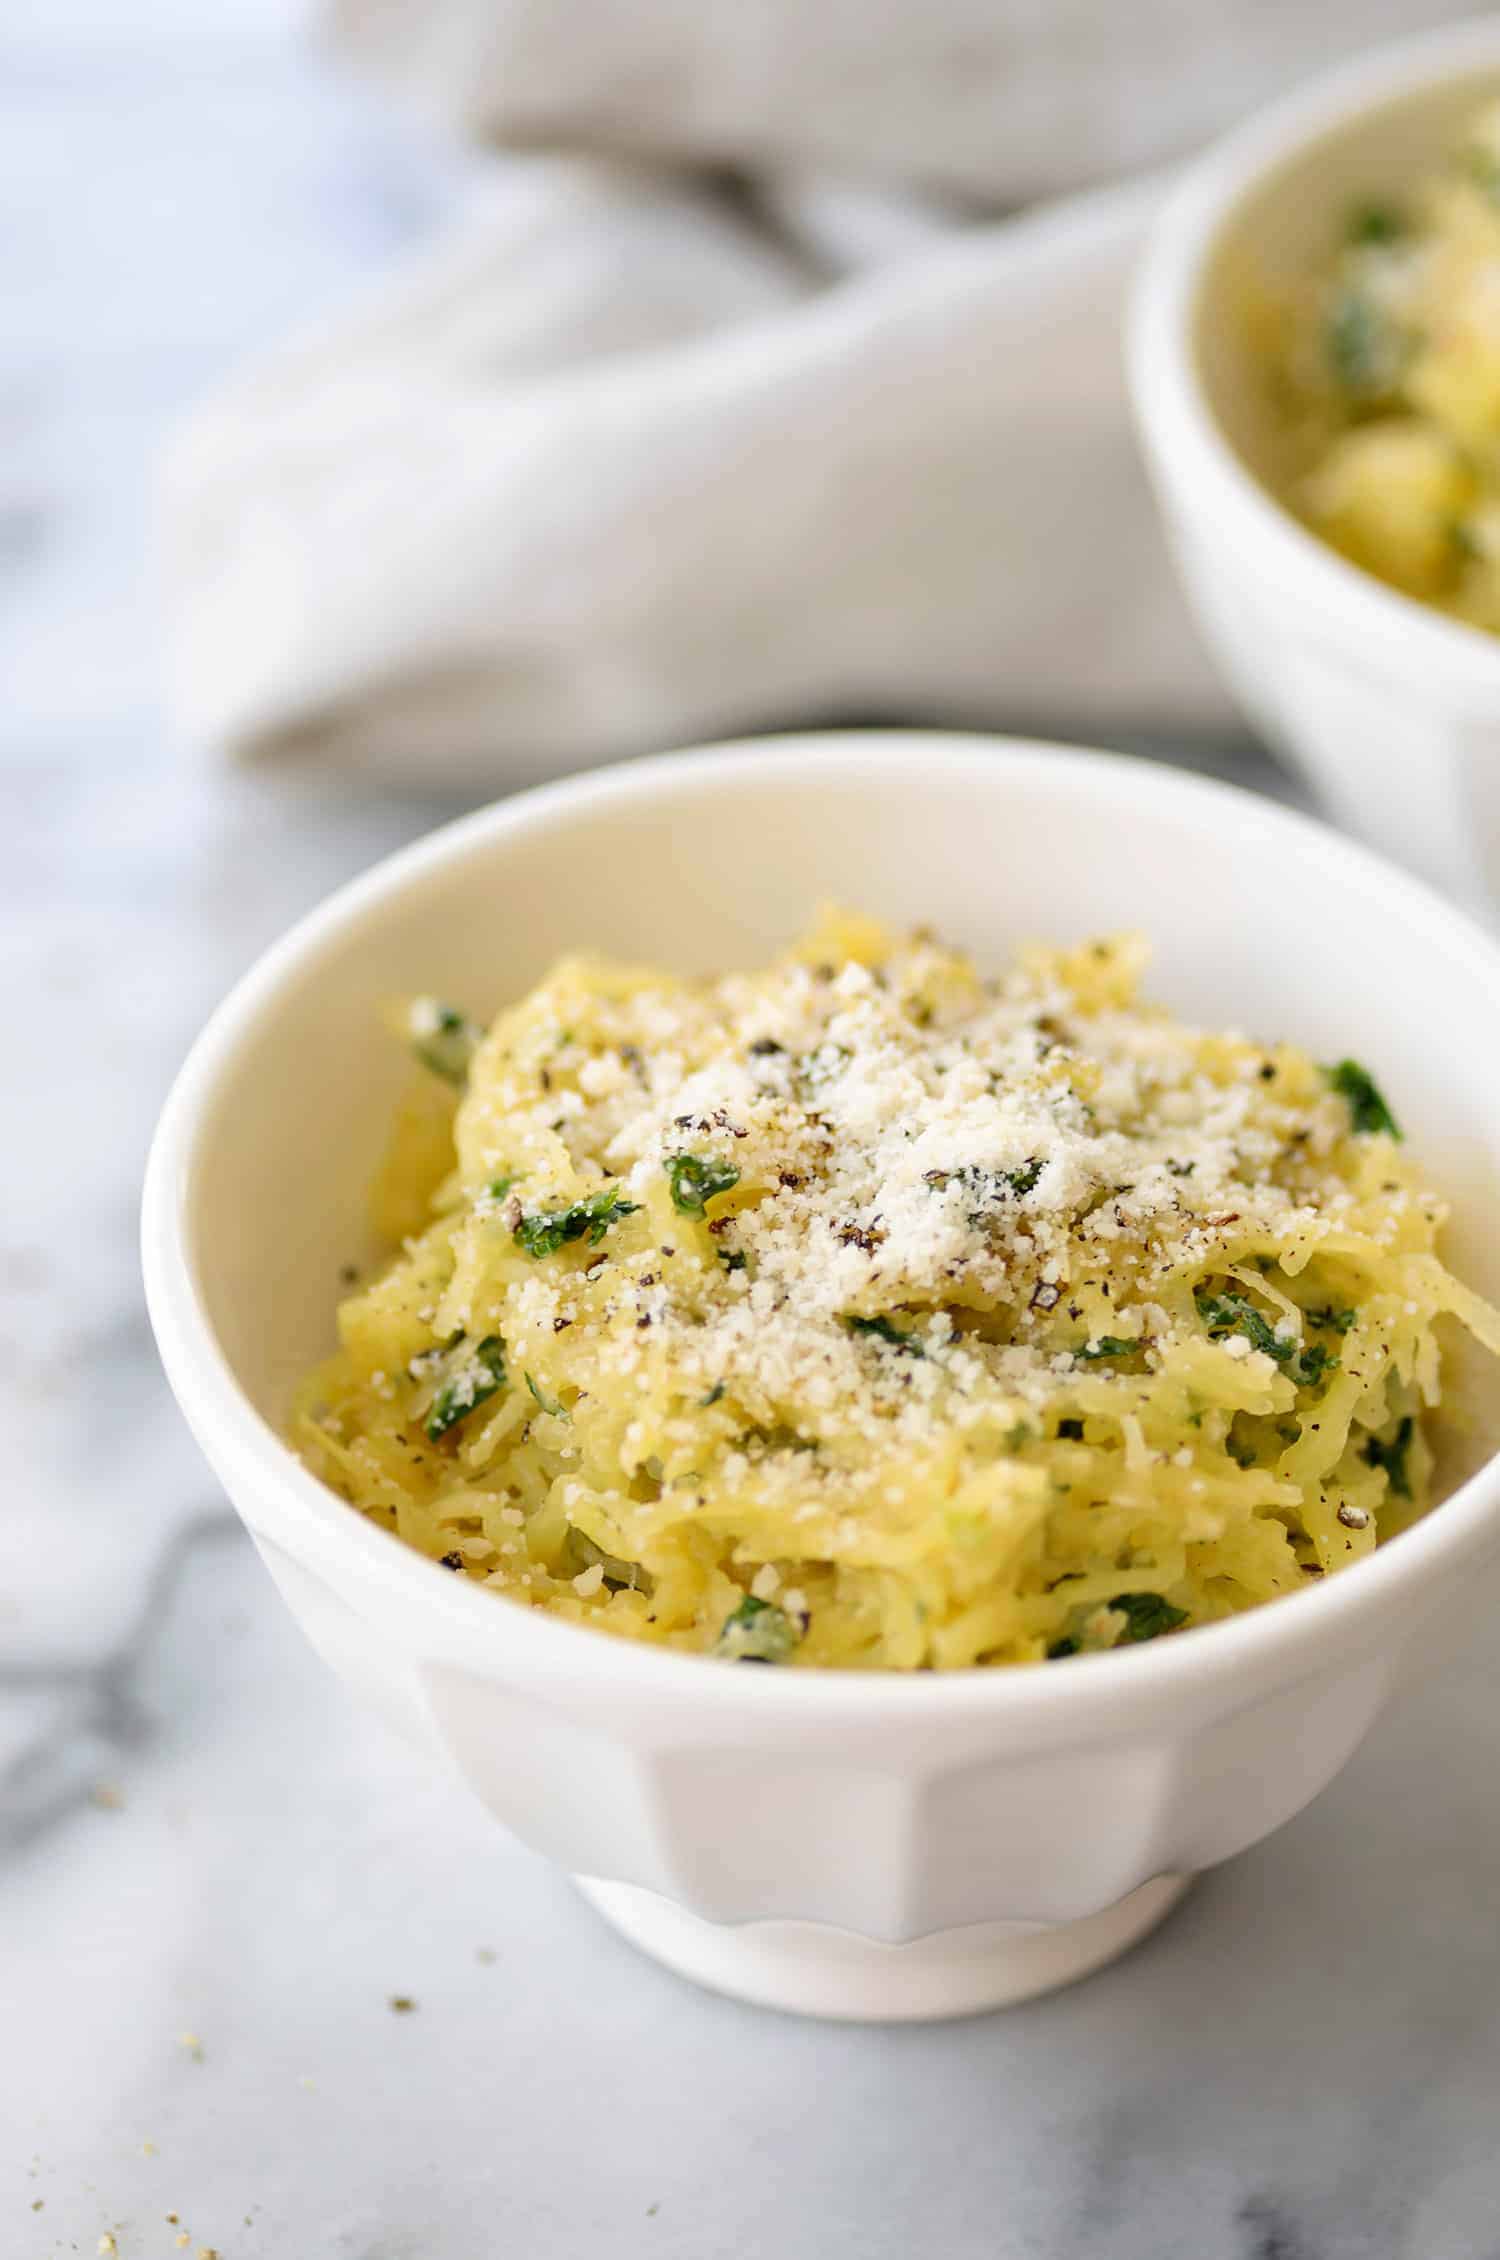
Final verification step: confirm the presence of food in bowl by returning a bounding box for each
[1277,99,1500,622]
[292,910,1499,1670]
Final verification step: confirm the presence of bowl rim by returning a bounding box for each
[142,730,1500,1723]
[1128,10,1500,698]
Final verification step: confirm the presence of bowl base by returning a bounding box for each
[575,1872,1191,2021]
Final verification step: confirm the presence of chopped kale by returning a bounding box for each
[1196,1291,1337,1389]
[1324,1059,1402,1139]
[998,1158,1044,1198]
[407,998,483,1085]
[843,1313,924,1356]
[924,1158,1043,1206]
[1076,1334,1139,1363]
[664,1152,741,1216]
[1363,1414,1415,1500]
[424,1334,507,1441]
[1346,199,1407,245]
[1048,1591,1187,1654]
[715,1593,803,1664]
[1295,1341,1337,1387]
[513,1187,639,1258]
[1305,1304,1357,1334]
[1198,1295,1284,1360]
[1109,1591,1189,1643]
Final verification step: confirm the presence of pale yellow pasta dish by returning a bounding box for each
[1278,99,1500,625]
[292,913,1500,1670]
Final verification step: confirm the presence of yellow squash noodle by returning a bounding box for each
[293,914,1500,1669]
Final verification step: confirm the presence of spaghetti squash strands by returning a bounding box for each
[292,914,1500,1668]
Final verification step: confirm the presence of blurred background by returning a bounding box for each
[7,5,1500,2257]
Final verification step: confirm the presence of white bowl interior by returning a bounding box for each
[182,739,1500,1502]
[1198,60,1500,496]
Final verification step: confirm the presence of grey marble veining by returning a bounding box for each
[5,6,1500,2258]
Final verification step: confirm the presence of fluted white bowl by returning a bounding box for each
[143,735,1500,2018]
[1129,15,1500,913]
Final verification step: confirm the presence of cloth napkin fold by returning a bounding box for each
[167,0,1463,781]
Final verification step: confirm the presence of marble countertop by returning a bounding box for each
[7,7,1500,2257]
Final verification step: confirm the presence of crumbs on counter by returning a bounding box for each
[178,2030,205,2061]
[388,1995,417,2013]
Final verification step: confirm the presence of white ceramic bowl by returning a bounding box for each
[143,734,1500,2020]
[1130,15,1500,913]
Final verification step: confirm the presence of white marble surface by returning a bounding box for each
[7,7,1500,2258]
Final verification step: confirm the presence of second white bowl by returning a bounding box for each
[1130,16,1500,914]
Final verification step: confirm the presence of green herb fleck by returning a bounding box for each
[1326,290,1403,397]
[1197,1292,1337,1388]
[795,1043,850,1099]
[1076,1334,1139,1363]
[1295,1341,1337,1387]
[424,1335,507,1441]
[524,1372,567,1418]
[407,998,483,1086]
[1324,1059,1401,1139]
[1346,199,1407,245]
[1108,1591,1188,1643]
[715,1594,802,1664]
[998,1158,1043,1198]
[700,1381,726,1407]
[843,1313,924,1356]
[514,1187,639,1258]
[1046,1636,1078,1660]
[664,1153,741,1216]
[1363,1414,1414,1500]
[925,1158,1043,1205]
[718,1248,748,1274]
[1305,1304,1357,1334]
